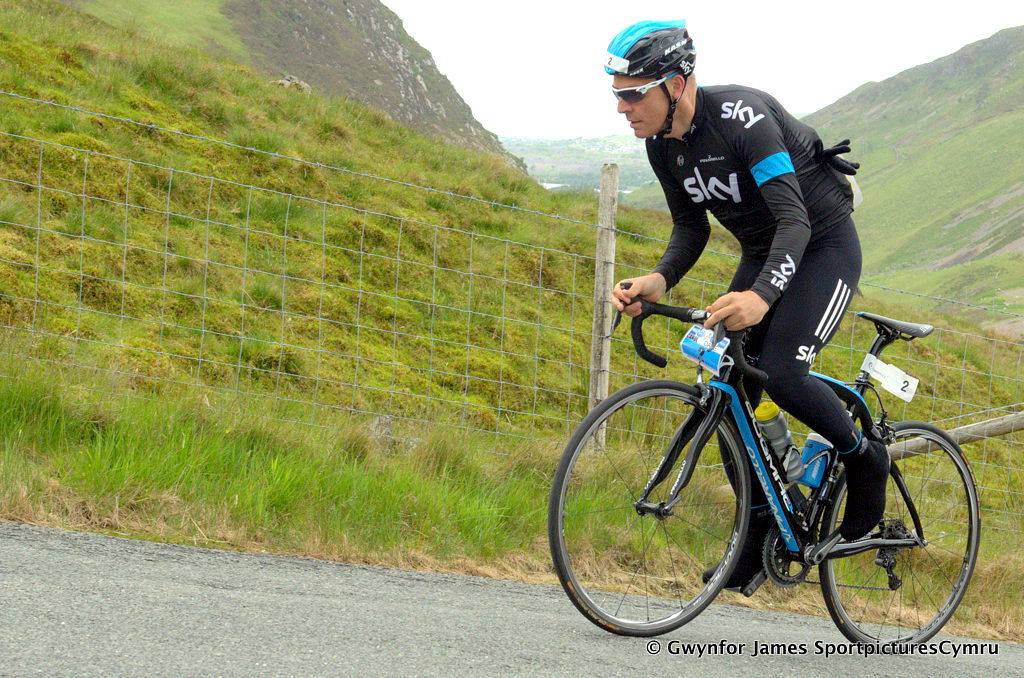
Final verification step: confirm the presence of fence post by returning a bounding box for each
[590,164,618,412]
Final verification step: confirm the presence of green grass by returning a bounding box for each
[61,0,251,64]
[0,0,732,440]
[2,348,1022,642]
[0,349,559,569]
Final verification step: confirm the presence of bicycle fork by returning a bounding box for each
[633,387,728,520]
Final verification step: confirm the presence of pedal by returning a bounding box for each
[724,569,767,597]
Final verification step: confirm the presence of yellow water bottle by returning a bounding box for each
[754,401,805,483]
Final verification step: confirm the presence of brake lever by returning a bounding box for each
[607,308,623,338]
[711,318,726,345]
[606,280,634,338]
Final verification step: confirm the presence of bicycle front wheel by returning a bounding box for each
[819,421,980,644]
[548,379,751,636]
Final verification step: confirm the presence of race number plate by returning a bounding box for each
[680,325,732,376]
[861,354,918,402]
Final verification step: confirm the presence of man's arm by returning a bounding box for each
[732,102,813,307]
[747,172,811,305]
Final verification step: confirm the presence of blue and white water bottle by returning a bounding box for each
[796,433,831,489]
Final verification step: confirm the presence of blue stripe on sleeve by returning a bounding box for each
[751,152,795,186]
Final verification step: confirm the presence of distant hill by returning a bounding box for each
[501,136,653,189]
[805,26,1024,317]
[501,135,664,210]
[57,0,510,160]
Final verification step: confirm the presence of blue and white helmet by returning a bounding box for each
[604,20,696,79]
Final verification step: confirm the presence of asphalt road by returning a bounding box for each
[1,522,1021,677]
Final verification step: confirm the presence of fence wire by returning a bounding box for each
[1,119,1022,547]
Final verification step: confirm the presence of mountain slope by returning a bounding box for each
[805,26,1024,314]
[57,0,508,159]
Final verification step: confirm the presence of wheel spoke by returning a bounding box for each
[563,504,637,519]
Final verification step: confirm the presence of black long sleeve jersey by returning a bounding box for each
[648,84,854,306]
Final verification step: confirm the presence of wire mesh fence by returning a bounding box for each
[1,116,1022,547]
[0,128,605,447]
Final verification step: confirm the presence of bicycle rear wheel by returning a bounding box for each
[548,380,751,636]
[819,421,980,644]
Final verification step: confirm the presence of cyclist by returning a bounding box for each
[605,20,890,593]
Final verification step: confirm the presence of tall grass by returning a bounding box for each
[0,347,559,571]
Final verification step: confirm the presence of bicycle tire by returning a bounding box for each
[548,379,752,636]
[819,421,980,644]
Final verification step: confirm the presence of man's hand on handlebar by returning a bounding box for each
[606,283,768,384]
[704,290,769,331]
[611,273,668,317]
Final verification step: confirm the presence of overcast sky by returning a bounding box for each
[380,0,1024,140]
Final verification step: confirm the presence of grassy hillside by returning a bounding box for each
[59,0,251,62]
[0,0,745,436]
[806,26,1024,319]
[1,0,1018,470]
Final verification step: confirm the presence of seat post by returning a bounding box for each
[866,325,901,358]
[852,311,933,401]
[852,325,899,398]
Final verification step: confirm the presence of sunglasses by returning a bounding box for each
[612,71,681,104]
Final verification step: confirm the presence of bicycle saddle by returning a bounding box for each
[857,312,934,339]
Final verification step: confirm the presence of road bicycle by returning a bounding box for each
[547,293,980,643]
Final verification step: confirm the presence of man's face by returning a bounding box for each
[612,74,672,138]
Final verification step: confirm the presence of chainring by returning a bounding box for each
[763,525,811,588]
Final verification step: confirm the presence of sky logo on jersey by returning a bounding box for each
[721,100,765,129]
[684,168,741,203]
[769,253,796,290]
